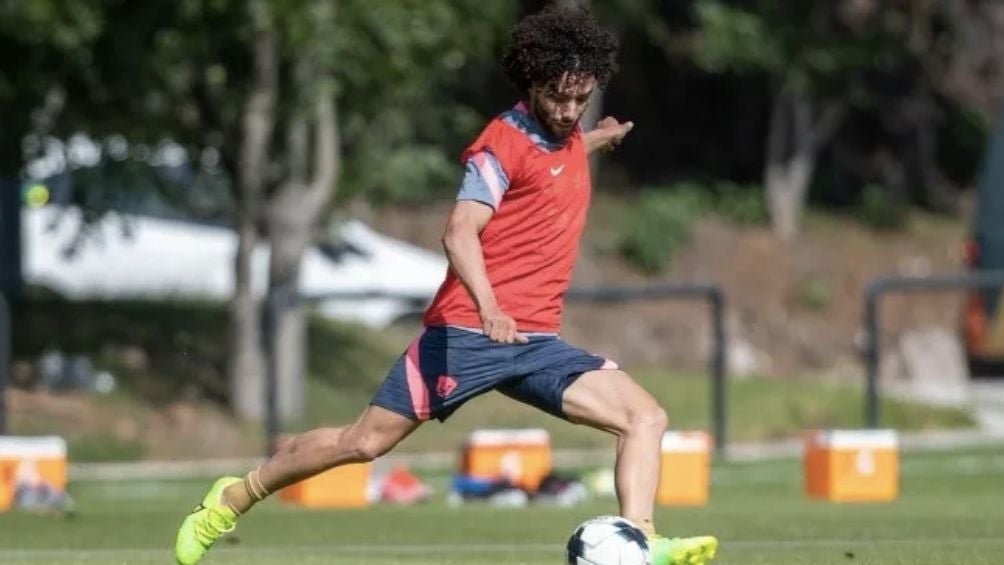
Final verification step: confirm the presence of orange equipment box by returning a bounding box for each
[804,429,899,502]
[461,428,552,492]
[0,436,68,512]
[656,431,711,506]
[280,462,372,508]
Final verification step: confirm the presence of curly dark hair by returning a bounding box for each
[501,5,620,92]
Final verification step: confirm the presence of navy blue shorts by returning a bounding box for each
[370,326,618,422]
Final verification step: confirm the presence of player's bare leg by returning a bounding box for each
[241,405,419,506]
[175,406,419,564]
[561,369,717,564]
[561,369,666,532]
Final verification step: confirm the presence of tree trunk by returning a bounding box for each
[229,8,278,421]
[766,149,814,240]
[230,217,264,420]
[263,83,340,421]
[764,86,805,240]
[764,81,845,240]
[263,223,309,421]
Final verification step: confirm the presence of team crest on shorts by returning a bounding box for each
[436,375,458,398]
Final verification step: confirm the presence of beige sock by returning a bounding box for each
[222,469,270,515]
[635,517,656,537]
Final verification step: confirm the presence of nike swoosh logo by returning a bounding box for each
[550,165,565,176]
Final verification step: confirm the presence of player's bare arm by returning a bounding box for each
[585,116,633,155]
[442,200,528,344]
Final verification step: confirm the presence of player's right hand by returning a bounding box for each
[479,306,529,344]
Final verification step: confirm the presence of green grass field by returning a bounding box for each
[1,448,1002,564]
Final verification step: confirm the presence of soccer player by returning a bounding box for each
[175,5,718,565]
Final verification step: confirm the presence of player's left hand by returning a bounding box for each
[585,116,633,154]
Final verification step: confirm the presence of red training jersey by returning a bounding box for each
[423,104,591,332]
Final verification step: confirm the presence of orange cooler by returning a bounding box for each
[462,428,552,492]
[0,436,68,512]
[805,429,899,502]
[656,431,711,506]
[280,462,372,508]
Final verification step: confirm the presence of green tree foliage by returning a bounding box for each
[694,0,878,86]
[690,0,879,238]
[43,0,509,202]
[2,0,513,420]
[0,0,105,298]
[0,0,100,172]
[334,1,512,202]
[687,0,992,235]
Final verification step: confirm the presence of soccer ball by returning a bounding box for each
[566,515,651,565]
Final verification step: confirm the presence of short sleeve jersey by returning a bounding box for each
[423,102,592,333]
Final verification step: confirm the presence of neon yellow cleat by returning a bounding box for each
[174,476,242,565]
[647,534,719,565]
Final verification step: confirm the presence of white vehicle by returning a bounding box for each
[23,205,447,327]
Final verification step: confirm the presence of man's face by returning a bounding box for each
[529,73,596,139]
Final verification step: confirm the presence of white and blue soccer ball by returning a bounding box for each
[566,515,651,565]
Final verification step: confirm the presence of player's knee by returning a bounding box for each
[345,431,393,462]
[628,403,668,436]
